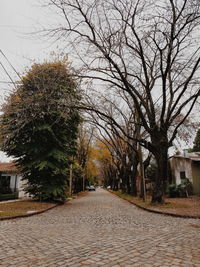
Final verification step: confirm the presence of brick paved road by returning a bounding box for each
[0,189,200,267]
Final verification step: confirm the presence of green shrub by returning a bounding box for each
[167,179,193,198]
[177,178,192,197]
[167,184,179,198]
[0,192,19,201]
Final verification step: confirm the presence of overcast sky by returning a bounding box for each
[0,0,59,88]
[0,1,195,162]
[0,0,59,161]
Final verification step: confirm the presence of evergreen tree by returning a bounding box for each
[0,60,81,201]
[192,129,200,152]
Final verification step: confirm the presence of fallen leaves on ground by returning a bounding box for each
[110,190,200,217]
[0,200,56,218]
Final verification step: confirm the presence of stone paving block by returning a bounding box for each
[0,189,200,267]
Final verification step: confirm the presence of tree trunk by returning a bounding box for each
[130,175,137,196]
[130,162,138,196]
[119,166,127,194]
[149,128,169,204]
[126,173,131,194]
[115,179,119,190]
[151,147,168,203]
[126,149,139,196]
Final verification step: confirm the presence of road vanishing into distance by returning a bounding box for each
[0,189,200,267]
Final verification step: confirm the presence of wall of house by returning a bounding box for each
[169,157,192,185]
[18,176,28,198]
[10,175,19,192]
[2,173,27,198]
[191,162,200,195]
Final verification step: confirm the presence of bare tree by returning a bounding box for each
[85,93,147,196]
[76,123,94,189]
[45,0,200,203]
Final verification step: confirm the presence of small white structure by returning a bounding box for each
[0,162,27,198]
[169,152,200,195]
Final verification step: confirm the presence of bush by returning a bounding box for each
[177,179,193,197]
[168,184,179,198]
[167,179,193,198]
[0,192,19,201]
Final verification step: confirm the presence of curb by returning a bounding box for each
[0,203,61,222]
[108,190,200,220]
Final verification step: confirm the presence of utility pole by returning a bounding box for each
[135,109,146,202]
[69,163,73,197]
[83,175,85,191]
[138,144,146,202]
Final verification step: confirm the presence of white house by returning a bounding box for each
[0,162,27,198]
[169,152,200,195]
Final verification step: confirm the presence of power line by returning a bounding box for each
[0,50,21,80]
[0,81,17,84]
[0,60,17,89]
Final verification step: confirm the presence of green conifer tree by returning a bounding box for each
[0,60,81,201]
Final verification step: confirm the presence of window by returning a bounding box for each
[180,171,186,180]
[0,175,11,194]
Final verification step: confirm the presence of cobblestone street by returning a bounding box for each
[0,189,200,267]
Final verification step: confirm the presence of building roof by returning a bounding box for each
[0,162,19,174]
[171,153,200,162]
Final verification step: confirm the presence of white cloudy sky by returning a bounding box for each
[0,0,58,84]
[0,0,60,161]
[0,0,196,162]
